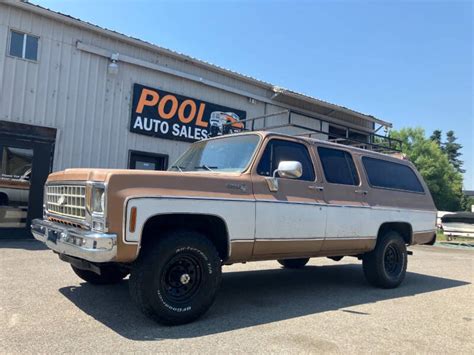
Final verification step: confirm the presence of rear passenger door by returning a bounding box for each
[252,138,326,258]
[315,145,374,252]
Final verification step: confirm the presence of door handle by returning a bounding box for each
[309,185,324,191]
[354,189,368,195]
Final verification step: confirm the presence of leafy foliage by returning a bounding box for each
[444,130,465,173]
[460,194,474,212]
[430,129,442,147]
[389,127,463,211]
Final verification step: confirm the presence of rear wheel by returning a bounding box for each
[129,230,222,325]
[362,231,407,288]
[278,258,309,269]
[71,265,129,285]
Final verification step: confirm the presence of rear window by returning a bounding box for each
[362,157,424,193]
[318,147,359,185]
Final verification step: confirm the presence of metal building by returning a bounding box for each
[0,0,396,237]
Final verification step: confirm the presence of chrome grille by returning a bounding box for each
[46,185,86,219]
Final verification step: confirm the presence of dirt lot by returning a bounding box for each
[1,240,473,353]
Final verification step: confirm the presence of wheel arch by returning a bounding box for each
[377,222,413,245]
[139,213,230,261]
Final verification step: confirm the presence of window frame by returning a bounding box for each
[317,146,361,186]
[128,150,169,171]
[7,29,40,62]
[361,156,425,194]
[256,138,317,182]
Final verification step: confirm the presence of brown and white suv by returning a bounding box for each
[32,132,437,325]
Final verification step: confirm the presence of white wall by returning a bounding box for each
[0,4,331,172]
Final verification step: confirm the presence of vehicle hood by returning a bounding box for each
[47,168,251,198]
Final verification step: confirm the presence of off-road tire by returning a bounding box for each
[129,230,222,325]
[278,258,310,269]
[362,231,407,288]
[71,265,129,285]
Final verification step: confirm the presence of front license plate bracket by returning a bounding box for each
[47,229,58,244]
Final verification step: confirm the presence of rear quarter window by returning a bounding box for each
[362,156,424,193]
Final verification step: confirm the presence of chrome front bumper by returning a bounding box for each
[31,219,117,263]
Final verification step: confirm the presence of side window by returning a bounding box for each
[8,30,39,61]
[362,157,424,193]
[257,139,315,181]
[318,147,359,185]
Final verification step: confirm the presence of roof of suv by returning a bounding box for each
[211,131,408,163]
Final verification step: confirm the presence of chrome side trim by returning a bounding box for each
[31,219,117,263]
[123,194,434,213]
[255,237,375,241]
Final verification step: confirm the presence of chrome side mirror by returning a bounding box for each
[276,161,303,179]
[265,161,303,192]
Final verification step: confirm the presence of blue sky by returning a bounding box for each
[33,0,473,189]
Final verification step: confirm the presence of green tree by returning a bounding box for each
[444,130,465,173]
[460,194,474,212]
[430,129,442,148]
[390,127,463,211]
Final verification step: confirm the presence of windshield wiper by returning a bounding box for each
[170,165,185,172]
[194,165,218,172]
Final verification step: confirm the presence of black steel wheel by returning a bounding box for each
[384,244,402,277]
[129,230,221,325]
[160,253,203,304]
[363,230,407,288]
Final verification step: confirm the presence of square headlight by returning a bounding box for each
[91,186,105,214]
[87,184,106,215]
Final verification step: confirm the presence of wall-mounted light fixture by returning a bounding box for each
[108,53,119,75]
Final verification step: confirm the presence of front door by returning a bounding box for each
[0,134,55,238]
[251,137,326,258]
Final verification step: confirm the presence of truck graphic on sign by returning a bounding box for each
[209,111,245,137]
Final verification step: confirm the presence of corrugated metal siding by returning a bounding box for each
[0,4,351,173]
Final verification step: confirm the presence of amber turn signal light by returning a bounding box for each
[129,207,137,233]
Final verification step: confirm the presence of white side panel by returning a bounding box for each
[255,202,326,239]
[325,206,374,238]
[325,206,436,239]
[371,208,437,233]
[125,197,255,243]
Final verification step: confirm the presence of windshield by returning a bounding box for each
[169,134,261,173]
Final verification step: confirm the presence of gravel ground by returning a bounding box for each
[1,240,473,353]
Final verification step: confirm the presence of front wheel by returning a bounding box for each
[362,231,407,288]
[71,264,129,285]
[278,258,309,269]
[129,230,222,325]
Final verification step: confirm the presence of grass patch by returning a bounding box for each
[436,230,473,243]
